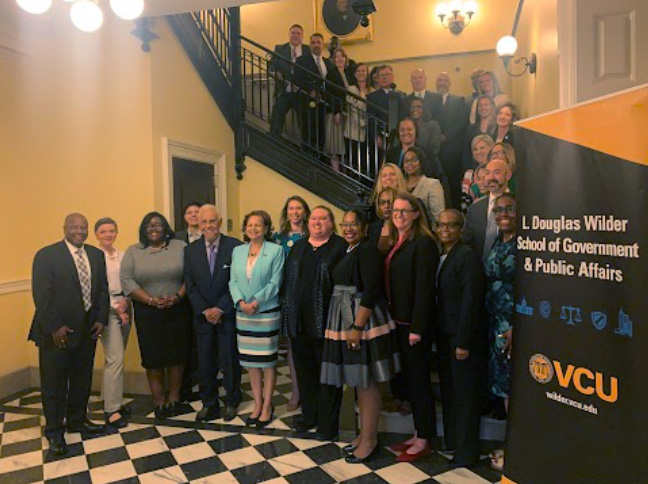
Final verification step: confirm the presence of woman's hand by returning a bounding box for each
[240,301,259,316]
[409,333,422,346]
[119,311,130,325]
[347,328,361,350]
[114,299,129,314]
[499,329,513,357]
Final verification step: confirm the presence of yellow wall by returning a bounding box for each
[240,0,516,96]
[509,0,560,118]
[238,158,345,232]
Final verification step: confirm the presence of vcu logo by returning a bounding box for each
[528,353,618,403]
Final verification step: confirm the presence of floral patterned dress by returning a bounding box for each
[484,234,516,398]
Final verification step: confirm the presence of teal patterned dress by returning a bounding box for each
[272,232,305,256]
[484,234,516,398]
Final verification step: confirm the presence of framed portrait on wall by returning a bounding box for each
[315,0,373,43]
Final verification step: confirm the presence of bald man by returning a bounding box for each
[30,213,109,456]
[184,204,243,422]
[400,68,442,122]
[462,159,512,258]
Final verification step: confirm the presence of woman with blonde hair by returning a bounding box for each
[469,71,509,124]
[370,163,406,206]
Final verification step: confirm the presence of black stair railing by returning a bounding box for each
[190,9,389,189]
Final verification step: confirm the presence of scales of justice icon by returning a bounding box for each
[560,305,582,325]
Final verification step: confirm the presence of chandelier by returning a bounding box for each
[16,0,145,32]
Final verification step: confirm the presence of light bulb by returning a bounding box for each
[496,35,518,57]
[110,0,144,20]
[449,0,462,13]
[436,2,449,17]
[16,0,52,14]
[464,0,477,15]
[70,0,104,32]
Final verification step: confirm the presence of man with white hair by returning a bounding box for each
[184,205,243,422]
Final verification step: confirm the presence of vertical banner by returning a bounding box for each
[503,86,648,484]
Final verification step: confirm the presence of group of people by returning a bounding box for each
[31,157,517,469]
[269,24,521,222]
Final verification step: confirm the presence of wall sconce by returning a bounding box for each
[496,35,537,76]
[16,0,144,32]
[436,1,477,35]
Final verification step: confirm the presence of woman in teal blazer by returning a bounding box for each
[229,210,285,428]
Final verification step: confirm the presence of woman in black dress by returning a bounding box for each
[281,206,348,438]
[385,192,439,462]
[321,209,400,463]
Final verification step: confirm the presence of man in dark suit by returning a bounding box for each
[463,159,512,259]
[367,64,405,164]
[175,201,202,244]
[30,213,109,456]
[436,72,470,209]
[435,209,486,467]
[401,68,442,122]
[269,24,310,137]
[184,204,243,422]
[295,33,333,157]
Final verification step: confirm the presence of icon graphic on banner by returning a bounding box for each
[560,305,582,325]
[516,297,534,316]
[615,309,633,338]
[591,311,607,331]
[539,301,551,319]
[529,354,554,383]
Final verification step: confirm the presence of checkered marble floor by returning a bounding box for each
[0,355,504,484]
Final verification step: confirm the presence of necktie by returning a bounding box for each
[75,249,92,311]
[291,46,297,62]
[208,244,216,276]
[483,201,498,259]
[316,56,324,76]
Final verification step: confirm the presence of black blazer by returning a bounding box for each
[30,241,109,348]
[367,88,405,141]
[184,234,243,326]
[271,42,311,96]
[436,243,485,349]
[387,235,439,335]
[294,53,334,95]
[325,68,351,114]
[462,196,489,257]
[439,93,469,159]
[400,91,442,122]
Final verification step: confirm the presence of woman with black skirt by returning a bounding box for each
[321,209,400,463]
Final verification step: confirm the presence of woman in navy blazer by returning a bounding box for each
[229,210,285,428]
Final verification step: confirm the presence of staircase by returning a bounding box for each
[167,8,389,210]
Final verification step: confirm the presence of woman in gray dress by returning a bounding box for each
[120,212,189,420]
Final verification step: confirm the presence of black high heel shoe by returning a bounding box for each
[345,446,377,464]
[342,444,357,455]
[256,406,274,429]
[246,414,260,427]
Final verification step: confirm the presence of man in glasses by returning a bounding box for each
[463,158,512,259]
[435,209,485,468]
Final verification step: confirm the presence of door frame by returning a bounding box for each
[161,138,228,234]
[557,0,578,109]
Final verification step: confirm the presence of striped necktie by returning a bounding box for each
[75,249,92,311]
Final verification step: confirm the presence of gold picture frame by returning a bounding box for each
[314,0,373,44]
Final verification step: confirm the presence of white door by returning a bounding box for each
[559,0,648,105]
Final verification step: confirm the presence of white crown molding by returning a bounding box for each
[0,279,31,296]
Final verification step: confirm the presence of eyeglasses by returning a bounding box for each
[436,222,462,230]
[146,223,163,230]
[339,222,359,229]
[492,205,515,214]
[403,157,419,164]
[392,208,418,216]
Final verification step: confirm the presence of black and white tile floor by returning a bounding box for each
[0,354,504,484]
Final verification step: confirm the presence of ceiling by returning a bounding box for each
[143,0,279,17]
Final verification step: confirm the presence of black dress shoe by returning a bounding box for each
[196,405,221,422]
[223,405,238,422]
[292,421,316,433]
[105,412,128,430]
[154,405,168,420]
[48,436,68,456]
[245,414,260,427]
[345,447,377,464]
[67,420,105,435]
[165,401,181,418]
[256,407,274,429]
